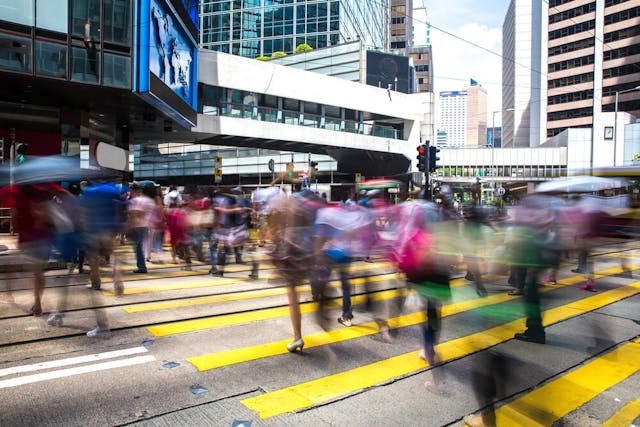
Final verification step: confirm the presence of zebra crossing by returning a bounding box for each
[0,249,639,426]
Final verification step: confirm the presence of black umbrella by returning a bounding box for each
[0,155,108,186]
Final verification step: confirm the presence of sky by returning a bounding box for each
[419,0,513,127]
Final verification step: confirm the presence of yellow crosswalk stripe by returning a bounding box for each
[240,281,640,419]
[125,273,401,313]
[183,265,634,370]
[144,273,483,335]
[600,397,640,427]
[104,261,396,296]
[493,342,640,426]
[147,289,402,337]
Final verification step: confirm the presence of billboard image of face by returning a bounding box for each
[150,0,193,106]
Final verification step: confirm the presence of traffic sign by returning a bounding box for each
[497,186,505,196]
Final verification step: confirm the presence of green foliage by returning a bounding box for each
[255,55,270,61]
[271,51,288,58]
[295,43,313,53]
[633,153,640,161]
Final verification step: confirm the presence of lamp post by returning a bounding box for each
[614,85,640,166]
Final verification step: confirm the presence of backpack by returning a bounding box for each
[396,228,435,281]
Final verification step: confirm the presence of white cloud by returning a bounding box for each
[424,0,512,126]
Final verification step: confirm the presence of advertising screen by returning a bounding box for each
[135,0,198,128]
[366,51,411,94]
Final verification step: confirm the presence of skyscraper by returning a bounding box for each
[439,82,487,147]
[390,0,413,50]
[502,0,640,146]
[501,0,546,148]
[200,0,389,58]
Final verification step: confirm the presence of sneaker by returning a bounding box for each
[132,269,148,274]
[47,312,63,327]
[337,316,352,327]
[579,283,597,292]
[508,289,524,296]
[86,327,111,338]
[571,268,584,273]
[85,284,101,290]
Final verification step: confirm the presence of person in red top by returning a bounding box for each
[166,200,192,269]
[3,184,57,315]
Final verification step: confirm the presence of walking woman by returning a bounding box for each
[268,190,325,353]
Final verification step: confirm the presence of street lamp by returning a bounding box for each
[614,85,640,166]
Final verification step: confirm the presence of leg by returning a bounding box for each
[337,263,353,325]
[515,268,545,343]
[134,228,148,272]
[209,238,220,274]
[285,284,304,353]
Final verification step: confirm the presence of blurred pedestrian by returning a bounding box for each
[166,200,192,269]
[128,184,156,274]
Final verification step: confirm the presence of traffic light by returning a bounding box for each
[428,145,440,173]
[416,144,428,172]
[309,161,318,177]
[15,143,27,164]
[286,162,294,178]
[0,138,4,163]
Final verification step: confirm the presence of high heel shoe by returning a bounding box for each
[286,338,304,353]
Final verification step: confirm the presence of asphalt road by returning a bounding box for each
[0,242,639,426]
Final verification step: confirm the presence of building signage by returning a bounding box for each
[134,0,198,128]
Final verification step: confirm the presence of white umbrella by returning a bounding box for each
[534,175,626,194]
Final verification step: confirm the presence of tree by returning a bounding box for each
[255,55,270,61]
[271,51,287,58]
[295,43,313,53]
[633,153,640,162]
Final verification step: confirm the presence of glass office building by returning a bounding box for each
[200,0,389,58]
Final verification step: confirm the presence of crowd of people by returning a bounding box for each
[1,180,624,423]
[2,180,257,336]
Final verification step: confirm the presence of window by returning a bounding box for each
[103,0,131,45]
[36,40,66,78]
[36,0,68,33]
[71,45,99,83]
[71,0,101,41]
[103,52,130,87]
[0,0,34,26]
[0,33,32,72]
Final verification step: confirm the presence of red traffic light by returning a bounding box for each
[417,146,426,154]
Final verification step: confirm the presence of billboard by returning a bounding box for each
[366,51,411,94]
[135,0,198,128]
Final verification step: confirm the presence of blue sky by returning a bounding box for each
[422,0,513,124]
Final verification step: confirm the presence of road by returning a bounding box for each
[0,241,639,426]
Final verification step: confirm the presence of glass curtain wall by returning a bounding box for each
[0,0,131,86]
[200,0,387,57]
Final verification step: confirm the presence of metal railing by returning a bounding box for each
[204,103,402,140]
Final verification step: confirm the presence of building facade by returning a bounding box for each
[502,0,547,148]
[0,0,199,171]
[390,0,413,50]
[439,83,487,147]
[200,0,389,58]
[466,83,488,146]
[439,90,467,147]
[406,45,433,93]
[503,0,640,147]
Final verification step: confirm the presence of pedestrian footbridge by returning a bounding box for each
[190,50,429,176]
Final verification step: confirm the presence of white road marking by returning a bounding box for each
[0,355,156,389]
[0,347,149,377]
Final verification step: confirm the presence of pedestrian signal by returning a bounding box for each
[16,143,27,164]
